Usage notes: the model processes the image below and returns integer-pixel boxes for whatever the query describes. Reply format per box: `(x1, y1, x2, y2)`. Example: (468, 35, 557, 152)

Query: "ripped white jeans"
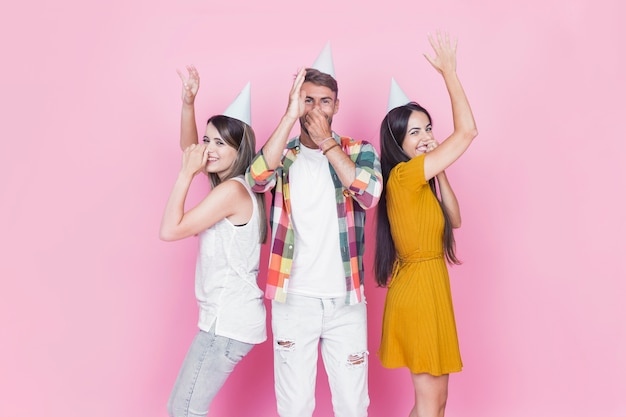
(271, 293, 369, 417)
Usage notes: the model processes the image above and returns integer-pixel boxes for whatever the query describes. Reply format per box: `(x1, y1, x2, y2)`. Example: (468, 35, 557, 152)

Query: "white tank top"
(194, 176, 266, 344)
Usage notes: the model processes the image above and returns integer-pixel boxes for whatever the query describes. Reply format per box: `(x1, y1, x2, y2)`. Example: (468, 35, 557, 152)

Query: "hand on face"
(303, 108, 332, 145)
(181, 143, 209, 176)
(420, 138, 439, 154)
(177, 65, 200, 105)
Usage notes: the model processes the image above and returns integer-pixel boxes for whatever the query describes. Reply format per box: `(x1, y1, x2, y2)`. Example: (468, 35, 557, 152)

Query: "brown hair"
(305, 68, 338, 97)
(206, 115, 267, 243)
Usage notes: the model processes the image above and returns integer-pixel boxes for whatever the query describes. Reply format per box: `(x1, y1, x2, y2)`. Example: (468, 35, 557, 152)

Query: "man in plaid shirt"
(246, 64, 382, 417)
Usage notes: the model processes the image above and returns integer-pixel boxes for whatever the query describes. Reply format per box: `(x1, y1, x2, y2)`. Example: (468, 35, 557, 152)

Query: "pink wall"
(1, 0, 625, 416)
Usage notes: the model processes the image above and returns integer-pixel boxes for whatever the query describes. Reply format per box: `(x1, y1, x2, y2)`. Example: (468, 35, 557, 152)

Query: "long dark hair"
(374, 102, 460, 287)
(206, 115, 267, 243)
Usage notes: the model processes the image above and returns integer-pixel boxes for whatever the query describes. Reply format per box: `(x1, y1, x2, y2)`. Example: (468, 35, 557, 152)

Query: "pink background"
(1, 0, 624, 416)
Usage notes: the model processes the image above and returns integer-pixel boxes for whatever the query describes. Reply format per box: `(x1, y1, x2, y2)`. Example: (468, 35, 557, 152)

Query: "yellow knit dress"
(378, 154, 462, 376)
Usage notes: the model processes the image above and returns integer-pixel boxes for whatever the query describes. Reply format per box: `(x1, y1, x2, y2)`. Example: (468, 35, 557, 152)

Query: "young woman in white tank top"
(159, 66, 267, 417)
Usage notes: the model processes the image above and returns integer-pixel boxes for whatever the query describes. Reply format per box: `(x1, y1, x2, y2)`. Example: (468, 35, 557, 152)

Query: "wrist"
(441, 70, 459, 81)
(177, 170, 195, 181)
(282, 113, 299, 125)
(322, 142, 340, 156)
(318, 136, 335, 149)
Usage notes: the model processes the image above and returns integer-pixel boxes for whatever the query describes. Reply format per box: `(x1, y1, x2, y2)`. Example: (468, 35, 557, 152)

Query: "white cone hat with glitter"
(223, 82, 251, 125)
(387, 77, 411, 112)
(311, 42, 336, 78)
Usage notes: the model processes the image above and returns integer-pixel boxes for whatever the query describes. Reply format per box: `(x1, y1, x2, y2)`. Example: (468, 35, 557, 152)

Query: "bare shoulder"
(215, 178, 253, 223)
(212, 178, 249, 200)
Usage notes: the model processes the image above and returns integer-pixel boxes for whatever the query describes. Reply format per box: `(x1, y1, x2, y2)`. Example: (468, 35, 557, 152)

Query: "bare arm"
(326, 146, 356, 187)
(305, 108, 357, 187)
(304, 102, 382, 208)
(436, 171, 461, 228)
(177, 65, 200, 150)
(423, 32, 478, 181)
(421, 137, 462, 227)
(259, 68, 307, 170)
(159, 144, 246, 241)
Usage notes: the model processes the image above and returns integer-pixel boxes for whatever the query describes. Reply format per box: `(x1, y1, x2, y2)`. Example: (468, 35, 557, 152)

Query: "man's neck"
(299, 130, 318, 149)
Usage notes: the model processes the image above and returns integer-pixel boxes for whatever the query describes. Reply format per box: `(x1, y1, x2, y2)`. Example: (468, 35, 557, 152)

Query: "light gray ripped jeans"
(167, 324, 253, 417)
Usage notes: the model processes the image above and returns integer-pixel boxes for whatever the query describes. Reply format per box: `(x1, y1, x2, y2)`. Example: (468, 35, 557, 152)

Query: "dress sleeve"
(391, 154, 427, 191)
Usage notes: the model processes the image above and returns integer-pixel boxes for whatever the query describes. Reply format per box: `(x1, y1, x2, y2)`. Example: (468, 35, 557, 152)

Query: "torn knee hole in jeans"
(346, 351, 367, 367)
(276, 340, 295, 350)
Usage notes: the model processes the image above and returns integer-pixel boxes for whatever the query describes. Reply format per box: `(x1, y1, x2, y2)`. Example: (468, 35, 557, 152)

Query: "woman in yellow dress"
(375, 33, 478, 417)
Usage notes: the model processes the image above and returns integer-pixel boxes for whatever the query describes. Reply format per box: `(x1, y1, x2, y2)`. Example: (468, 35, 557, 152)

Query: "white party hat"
(387, 77, 411, 112)
(223, 82, 251, 125)
(311, 42, 336, 78)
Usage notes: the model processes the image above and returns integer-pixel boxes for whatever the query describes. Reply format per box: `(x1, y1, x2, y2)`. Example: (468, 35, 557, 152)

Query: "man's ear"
(333, 98, 340, 115)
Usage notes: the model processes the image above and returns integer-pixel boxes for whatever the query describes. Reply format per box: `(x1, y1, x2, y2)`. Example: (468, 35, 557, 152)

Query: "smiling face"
(202, 122, 238, 180)
(401, 110, 433, 158)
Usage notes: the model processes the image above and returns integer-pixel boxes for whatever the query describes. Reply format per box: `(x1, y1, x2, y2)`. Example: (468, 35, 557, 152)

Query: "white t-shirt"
(287, 144, 345, 297)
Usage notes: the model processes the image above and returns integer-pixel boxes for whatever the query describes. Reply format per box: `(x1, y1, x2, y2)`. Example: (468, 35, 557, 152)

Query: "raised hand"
(421, 32, 478, 182)
(177, 65, 200, 105)
(286, 68, 306, 121)
(424, 32, 457, 76)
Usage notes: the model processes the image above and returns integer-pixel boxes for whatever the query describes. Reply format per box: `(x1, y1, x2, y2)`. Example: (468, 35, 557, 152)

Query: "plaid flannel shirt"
(246, 133, 382, 305)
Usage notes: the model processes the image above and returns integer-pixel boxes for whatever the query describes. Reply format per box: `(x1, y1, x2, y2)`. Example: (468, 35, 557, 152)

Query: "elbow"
(450, 214, 462, 229)
(180, 140, 192, 152)
(350, 187, 381, 210)
(467, 126, 478, 141)
(457, 122, 478, 143)
(366, 193, 382, 209)
(355, 197, 379, 210)
(246, 171, 275, 193)
(349, 171, 383, 210)
(250, 182, 268, 193)
(159, 228, 178, 242)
